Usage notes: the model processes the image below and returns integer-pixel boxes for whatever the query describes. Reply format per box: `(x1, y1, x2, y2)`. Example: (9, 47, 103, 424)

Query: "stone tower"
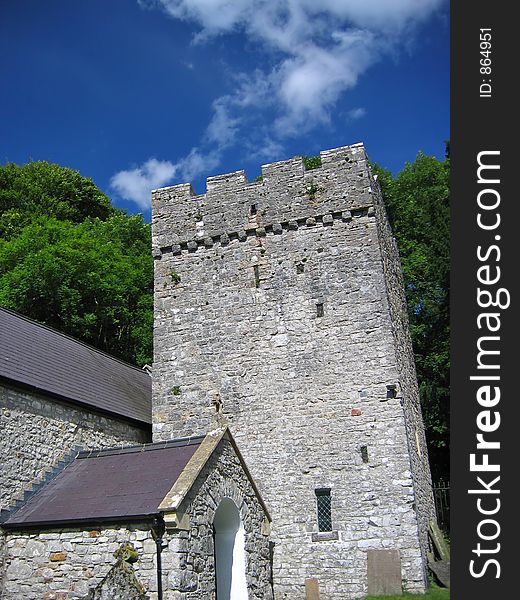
(152, 143, 435, 599)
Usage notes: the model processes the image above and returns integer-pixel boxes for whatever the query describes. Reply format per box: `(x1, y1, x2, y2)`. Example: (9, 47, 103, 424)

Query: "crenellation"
(151, 182, 201, 250)
(206, 169, 248, 192)
(319, 142, 365, 164)
(152, 143, 376, 254)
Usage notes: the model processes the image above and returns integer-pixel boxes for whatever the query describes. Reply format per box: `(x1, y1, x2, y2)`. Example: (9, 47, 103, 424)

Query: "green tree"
(0, 162, 153, 366)
(0, 161, 115, 238)
(374, 153, 450, 482)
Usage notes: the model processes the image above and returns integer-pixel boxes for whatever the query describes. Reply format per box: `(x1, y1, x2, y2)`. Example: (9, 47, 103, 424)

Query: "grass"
(365, 585, 449, 600)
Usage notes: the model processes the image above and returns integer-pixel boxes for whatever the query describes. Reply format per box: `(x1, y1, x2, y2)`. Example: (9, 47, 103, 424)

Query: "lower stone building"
(1, 427, 273, 599)
(0, 306, 152, 521)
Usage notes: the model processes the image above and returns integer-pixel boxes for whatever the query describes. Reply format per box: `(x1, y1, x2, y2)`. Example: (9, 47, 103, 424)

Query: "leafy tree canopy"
(0, 161, 152, 367)
(0, 161, 115, 239)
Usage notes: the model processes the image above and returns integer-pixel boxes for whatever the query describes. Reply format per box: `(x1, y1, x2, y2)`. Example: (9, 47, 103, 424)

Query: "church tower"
(151, 143, 435, 598)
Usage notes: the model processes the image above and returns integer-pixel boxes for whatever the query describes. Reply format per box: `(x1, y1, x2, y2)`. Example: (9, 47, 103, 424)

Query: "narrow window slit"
(316, 303, 324, 317)
(315, 488, 332, 532)
(253, 265, 260, 288)
(250, 204, 257, 215)
(361, 446, 369, 463)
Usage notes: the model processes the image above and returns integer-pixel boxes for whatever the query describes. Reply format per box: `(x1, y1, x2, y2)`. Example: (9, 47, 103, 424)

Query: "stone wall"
(1, 525, 157, 599)
(0, 383, 150, 515)
(369, 169, 437, 573)
(151, 144, 433, 598)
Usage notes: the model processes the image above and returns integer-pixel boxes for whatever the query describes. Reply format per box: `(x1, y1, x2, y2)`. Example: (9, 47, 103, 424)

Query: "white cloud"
(308, 0, 444, 32)
(273, 32, 379, 135)
(153, 0, 252, 37)
(154, 1, 445, 41)
(246, 135, 285, 162)
(205, 97, 240, 147)
(110, 158, 178, 209)
(177, 147, 221, 181)
(150, 0, 444, 137)
(110, 149, 222, 209)
(115, 0, 445, 209)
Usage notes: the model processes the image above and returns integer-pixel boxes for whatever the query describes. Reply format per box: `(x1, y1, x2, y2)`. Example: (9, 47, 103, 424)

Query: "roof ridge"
(77, 435, 206, 459)
(0, 305, 149, 375)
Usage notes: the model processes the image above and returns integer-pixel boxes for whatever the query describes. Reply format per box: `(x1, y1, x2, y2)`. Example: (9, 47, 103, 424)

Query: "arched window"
(213, 497, 248, 600)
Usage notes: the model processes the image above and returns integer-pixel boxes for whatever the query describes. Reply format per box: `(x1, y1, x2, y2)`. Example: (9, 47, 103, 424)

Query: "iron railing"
(433, 481, 450, 534)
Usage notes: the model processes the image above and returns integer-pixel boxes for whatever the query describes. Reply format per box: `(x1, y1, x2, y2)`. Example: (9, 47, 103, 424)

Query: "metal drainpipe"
(153, 516, 166, 600)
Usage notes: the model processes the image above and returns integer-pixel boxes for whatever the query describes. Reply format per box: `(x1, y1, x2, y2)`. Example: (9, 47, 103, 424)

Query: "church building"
(1, 143, 436, 599)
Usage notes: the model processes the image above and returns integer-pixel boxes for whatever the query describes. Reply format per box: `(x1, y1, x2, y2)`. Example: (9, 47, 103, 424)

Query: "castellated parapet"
(152, 143, 436, 599)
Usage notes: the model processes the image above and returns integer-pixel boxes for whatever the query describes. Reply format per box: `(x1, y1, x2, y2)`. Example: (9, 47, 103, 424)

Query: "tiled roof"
(3, 437, 204, 527)
(0, 307, 151, 425)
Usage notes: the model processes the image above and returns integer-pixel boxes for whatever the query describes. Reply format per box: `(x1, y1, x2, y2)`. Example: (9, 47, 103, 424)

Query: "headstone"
(429, 558, 450, 588)
(367, 549, 402, 596)
(305, 578, 320, 600)
(88, 561, 147, 600)
(88, 543, 146, 600)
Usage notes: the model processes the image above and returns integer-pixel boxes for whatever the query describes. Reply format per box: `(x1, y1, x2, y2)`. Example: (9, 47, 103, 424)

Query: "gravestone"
(305, 577, 321, 599)
(88, 543, 147, 600)
(367, 549, 402, 596)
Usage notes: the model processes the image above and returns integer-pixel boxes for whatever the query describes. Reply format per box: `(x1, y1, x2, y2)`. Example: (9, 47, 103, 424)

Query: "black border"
(451, 1, 515, 596)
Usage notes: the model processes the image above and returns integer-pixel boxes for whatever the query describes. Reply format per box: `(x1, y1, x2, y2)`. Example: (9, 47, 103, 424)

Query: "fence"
(433, 481, 450, 534)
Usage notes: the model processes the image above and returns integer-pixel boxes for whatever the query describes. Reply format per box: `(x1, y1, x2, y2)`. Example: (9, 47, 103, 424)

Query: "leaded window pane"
(316, 489, 332, 532)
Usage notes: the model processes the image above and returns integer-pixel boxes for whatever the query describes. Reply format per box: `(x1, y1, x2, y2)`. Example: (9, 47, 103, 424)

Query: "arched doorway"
(213, 497, 248, 599)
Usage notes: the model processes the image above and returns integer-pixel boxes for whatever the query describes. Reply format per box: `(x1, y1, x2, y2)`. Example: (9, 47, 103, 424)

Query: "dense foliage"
(0, 161, 115, 237)
(0, 162, 153, 367)
(374, 153, 450, 482)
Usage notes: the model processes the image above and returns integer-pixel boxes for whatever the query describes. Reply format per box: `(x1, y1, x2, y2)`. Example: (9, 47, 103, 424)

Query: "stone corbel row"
(154, 205, 375, 258)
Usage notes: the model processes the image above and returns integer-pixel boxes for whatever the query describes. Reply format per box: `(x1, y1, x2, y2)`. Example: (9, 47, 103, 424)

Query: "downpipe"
(152, 516, 166, 600)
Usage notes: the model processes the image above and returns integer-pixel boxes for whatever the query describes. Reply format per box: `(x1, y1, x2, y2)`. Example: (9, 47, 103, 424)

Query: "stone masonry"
(0, 383, 149, 516)
(151, 143, 436, 599)
(2, 525, 157, 599)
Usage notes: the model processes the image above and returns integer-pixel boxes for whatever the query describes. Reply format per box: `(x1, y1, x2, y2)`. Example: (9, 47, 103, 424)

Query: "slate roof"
(3, 436, 204, 527)
(0, 307, 151, 425)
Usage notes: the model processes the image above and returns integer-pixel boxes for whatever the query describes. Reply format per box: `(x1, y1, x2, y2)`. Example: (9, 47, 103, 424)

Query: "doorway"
(213, 497, 248, 599)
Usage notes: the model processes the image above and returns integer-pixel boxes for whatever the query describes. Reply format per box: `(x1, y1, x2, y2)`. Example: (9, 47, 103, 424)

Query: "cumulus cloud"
(177, 147, 221, 182)
(110, 159, 178, 209)
(114, 0, 445, 209)
(205, 97, 241, 147)
(109, 150, 220, 208)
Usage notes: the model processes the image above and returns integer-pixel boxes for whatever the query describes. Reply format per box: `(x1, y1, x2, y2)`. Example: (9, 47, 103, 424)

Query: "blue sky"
(1, 0, 449, 220)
